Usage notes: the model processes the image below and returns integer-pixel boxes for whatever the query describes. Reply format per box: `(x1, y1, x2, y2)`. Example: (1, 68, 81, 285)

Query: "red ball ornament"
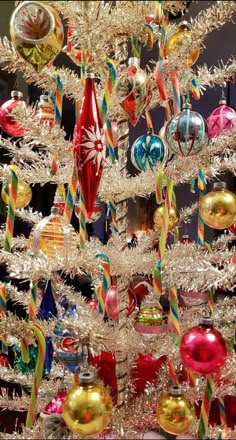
(86, 297, 99, 311)
(40, 389, 67, 419)
(229, 222, 236, 234)
(207, 98, 236, 138)
(105, 280, 136, 320)
(73, 73, 106, 219)
(0, 91, 27, 137)
(180, 317, 228, 375)
(0, 354, 10, 368)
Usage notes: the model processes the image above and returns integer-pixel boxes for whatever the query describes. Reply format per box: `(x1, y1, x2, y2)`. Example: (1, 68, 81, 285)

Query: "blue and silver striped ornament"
(131, 131, 167, 171)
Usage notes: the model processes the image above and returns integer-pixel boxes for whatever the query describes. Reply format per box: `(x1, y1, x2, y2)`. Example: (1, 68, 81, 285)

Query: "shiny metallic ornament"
(165, 102, 208, 157)
(115, 57, 152, 127)
(29, 206, 77, 258)
(207, 98, 236, 138)
(134, 285, 168, 335)
(156, 386, 196, 435)
(2, 180, 32, 209)
(10, 1, 64, 72)
(165, 21, 200, 67)
(153, 204, 180, 231)
(199, 182, 236, 230)
(63, 371, 112, 436)
(0, 90, 27, 137)
(131, 131, 167, 171)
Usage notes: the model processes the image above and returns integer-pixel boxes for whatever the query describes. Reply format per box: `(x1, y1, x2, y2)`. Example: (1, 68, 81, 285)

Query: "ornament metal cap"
(86, 72, 95, 79)
(182, 101, 192, 110)
(219, 98, 227, 105)
(182, 234, 189, 239)
(178, 21, 191, 30)
(39, 94, 49, 102)
(213, 181, 227, 190)
(128, 57, 140, 67)
(11, 90, 23, 99)
(200, 317, 213, 326)
(50, 206, 60, 215)
(79, 371, 95, 384)
(170, 385, 182, 396)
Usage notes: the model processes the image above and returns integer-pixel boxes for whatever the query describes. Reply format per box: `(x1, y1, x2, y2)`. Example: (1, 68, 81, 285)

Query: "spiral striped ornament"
(130, 36, 141, 59)
(153, 261, 162, 298)
(79, 191, 87, 249)
(155, 167, 164, 204)
(101, 58, 117, 124)
(29, 279, 37, 321)
(158, 177, 174, 262)
(63, 167, 78, 223)
(197, 167, 206, 247)
(144, 23, 154, 51)
(0, 284, 7, 354)
(95, 253, 111, 315)
(4, 168, 18, 253)
(168, 360, 179, 386)
(106, 119, 116, 163)
(198, 374, 215, 440)
(20, 338, 30, 364)
(26, 323, 46, 429)
(154, 0, 163, 24)
(108, 200, 119, 234)
(169, 286, 181, 346)
(170, 70, 181, 114)
(55, 74, 63, 126)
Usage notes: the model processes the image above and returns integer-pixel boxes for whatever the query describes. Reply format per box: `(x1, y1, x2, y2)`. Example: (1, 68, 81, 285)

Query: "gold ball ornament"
(199, 183, 236, 230)
(156, 386, 196, 435)
(29, 207, 77, 259)
(153, 204, 180, 231)
(63, 372, 112, 437)
(165, 22, 200, 67)
(1, 181, 32, 209)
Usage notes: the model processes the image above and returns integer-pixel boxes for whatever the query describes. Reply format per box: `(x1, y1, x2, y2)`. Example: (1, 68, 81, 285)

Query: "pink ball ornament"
(105, 280, 136, 320)
(0, 91, 27, 137)
(207, 98, 235, 138)
(86, 297, 99, 311)
(40, 389, 67, 420)
(180, 317, 228, 375)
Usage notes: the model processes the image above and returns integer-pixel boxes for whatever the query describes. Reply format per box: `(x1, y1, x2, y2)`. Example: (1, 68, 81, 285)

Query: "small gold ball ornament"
(165, 22, 200, 67)
(156, 386, 196, 435)
(63, 371, 112, 437)
(1, 181, 32, 209)
(153, 204, 180, 231)
(199, 182, 236, 230)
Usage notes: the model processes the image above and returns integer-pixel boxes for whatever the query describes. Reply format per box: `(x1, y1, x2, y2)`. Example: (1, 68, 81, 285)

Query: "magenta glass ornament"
(180, 318, 228, 375)
(0, 91, 27, 137)
(86, 298, 99, 311)
(73, 73, 106, 219)
(40, 390, 67, 419)
(207, 98, 236, 138)
(105, 280, 136, 320)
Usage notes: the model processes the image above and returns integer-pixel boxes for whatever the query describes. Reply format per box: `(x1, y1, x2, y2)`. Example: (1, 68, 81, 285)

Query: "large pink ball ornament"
(207, 98, 236, 138)
(105, 280, 136, 320)
(180, 317, 228, 375)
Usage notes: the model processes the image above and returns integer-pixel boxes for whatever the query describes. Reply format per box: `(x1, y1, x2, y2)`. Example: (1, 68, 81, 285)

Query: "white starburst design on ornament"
(80, 125, 106, 174)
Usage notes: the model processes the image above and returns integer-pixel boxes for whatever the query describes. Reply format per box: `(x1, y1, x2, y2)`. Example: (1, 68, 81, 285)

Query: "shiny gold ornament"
(63, 372, 112, 437)
(165, 22, 200, 67)
(29, 207, 77, 259)
(1, 181, 32, 209)
(156, 386, 196, 435)
(136, 306, 165, 326)
(199, 183, 236, 230)
(153, 204, 180, 231)
(10, 1, 64, 72)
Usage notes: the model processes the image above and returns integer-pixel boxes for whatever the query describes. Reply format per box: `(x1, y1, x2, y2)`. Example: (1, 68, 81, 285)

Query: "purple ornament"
(207, 98, 235, 138)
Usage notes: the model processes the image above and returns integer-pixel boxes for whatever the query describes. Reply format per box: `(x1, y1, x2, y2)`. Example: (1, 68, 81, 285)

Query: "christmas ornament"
(180, 234, 192, 244)
(115, 57, 152, 127)
(134, 286, 168, 335)
(37, 94, 56, 128)
(40, 389, 67, 420)
(156, 386, 196, 435)
(105, 280, 136, 320)
(0, 91, 27, 137)
(10, 1, 64, 72)
(229, 223, 236, 234)
(14, 343, 38, 374)
(165, 21, 200, 67)
(63, 371, 113, 436)
(165, 102, 208, 157)
(1, 180, 32, 209)
(180, 317, 228, 375)
(29, 206, 77, 259)
(0, 354, 10, 368)
(207, 97, 235, 138)
(86, 297, 99, 311)
(52, 304, 82, 373)
(130, 130, 167, 171)
(128, 276, 153, 304)
(74, 198, 102, 223)
(199, 182, 236, 230)
(73, 73, 106, 219)
(153, 203, 180, 231)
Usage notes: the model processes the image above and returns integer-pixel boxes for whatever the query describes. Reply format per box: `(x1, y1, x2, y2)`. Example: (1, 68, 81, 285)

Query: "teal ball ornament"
(165, 102, 208, 157)
(131, 131, 167, 171)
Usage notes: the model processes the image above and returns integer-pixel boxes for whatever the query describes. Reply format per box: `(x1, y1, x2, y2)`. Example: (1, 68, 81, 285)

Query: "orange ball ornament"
(29, 207, 77, 258)
(165, 22, 200, 67)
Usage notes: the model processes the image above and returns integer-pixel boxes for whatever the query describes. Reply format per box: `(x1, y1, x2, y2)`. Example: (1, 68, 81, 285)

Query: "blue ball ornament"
(131, 131, 167, 171)
(165, 102, 208, 157)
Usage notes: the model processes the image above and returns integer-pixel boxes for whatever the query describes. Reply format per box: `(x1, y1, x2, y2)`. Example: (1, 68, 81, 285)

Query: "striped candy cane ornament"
(155, 166, 164, 204)
(153, 261, 162, 298)
(95, 253, 111, 315)
(144, 23, 154, 51)
(198, 374, 215, 440)
(106, 119, 116, 163)
(154, 0, 163, 24)
(4, 167, 18, 253)
(101, 58, 117, 124)
(169, 286, 181, 346)
(108, 200, 119, 234)
(63, 167, 78, 224)
(197, 167, 206, 247)
(79, 191, 87, 249)
(0, 285, 7, 354)
(55, 74, 63, 126)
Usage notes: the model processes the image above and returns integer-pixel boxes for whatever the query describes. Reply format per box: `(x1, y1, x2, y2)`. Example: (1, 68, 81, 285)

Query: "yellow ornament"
(165, 22, 200, 67)
(153, 204, 180, 231)
(10, 1, 64, 72)
(156, 386, 196, 435)
(63, 371, 112, 437)
(1, 181, 32, 209)
(29, 206, 77, 259)
(136, 306, 165, 327)
(199, 182, 236, 230)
